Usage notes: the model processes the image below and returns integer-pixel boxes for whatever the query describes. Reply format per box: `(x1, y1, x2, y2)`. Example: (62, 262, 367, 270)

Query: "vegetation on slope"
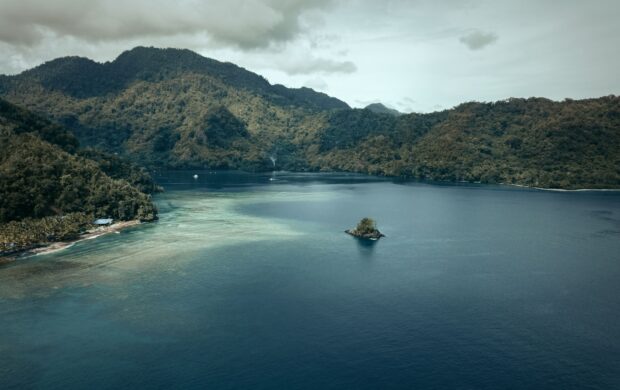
(0, 98, 158, 254)
(0, 213, 93, 253)
(0, 46, 348, 110)
(312, 97, 620, 188)
(0, 133, 156, 223)
(77, 148, 162, 194)
(364, 103, 401, 116)
(0, 98, 78, 152)
(1, 47, 619, 189)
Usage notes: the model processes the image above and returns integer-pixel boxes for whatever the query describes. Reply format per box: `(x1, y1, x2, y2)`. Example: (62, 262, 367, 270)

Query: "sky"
(0, 0, 618, 112)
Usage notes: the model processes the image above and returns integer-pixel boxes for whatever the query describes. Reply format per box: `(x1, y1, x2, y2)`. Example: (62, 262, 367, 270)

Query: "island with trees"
(346, 218, 385, 240)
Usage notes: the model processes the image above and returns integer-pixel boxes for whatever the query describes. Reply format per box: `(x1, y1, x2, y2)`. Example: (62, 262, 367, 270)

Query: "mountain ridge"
(1, 47, 619, 189)
(3, 46, 349, 110)
(364, 103, 402, 116)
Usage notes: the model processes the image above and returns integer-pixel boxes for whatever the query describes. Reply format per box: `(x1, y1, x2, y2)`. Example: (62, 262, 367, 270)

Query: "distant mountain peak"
(364, 103, 401, 116)
(117, 46, 197, 58)
(5, 46, 349, 110)
(113, 46, 222, 72)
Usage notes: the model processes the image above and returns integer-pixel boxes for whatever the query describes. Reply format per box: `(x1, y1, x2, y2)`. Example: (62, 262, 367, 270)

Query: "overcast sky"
(0, 0, 618, 112)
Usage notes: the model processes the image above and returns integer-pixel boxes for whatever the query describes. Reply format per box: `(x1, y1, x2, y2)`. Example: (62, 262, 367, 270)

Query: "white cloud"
(278, 57, 356, 75)
(303, 77, 329, 91)
(0, 0, 619, 111)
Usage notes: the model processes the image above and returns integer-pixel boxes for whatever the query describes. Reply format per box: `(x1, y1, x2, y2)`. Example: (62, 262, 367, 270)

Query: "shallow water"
(1, 171, 620, 389)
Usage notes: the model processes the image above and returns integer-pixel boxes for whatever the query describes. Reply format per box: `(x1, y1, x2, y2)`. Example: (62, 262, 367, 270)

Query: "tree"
(355, 218, 377, 234)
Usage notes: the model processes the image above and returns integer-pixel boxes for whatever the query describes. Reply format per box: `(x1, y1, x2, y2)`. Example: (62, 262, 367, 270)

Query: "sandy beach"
(1, 220, 142, 262)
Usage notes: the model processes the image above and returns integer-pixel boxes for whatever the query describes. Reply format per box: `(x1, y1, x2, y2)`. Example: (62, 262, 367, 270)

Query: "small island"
(345, 218, 385, 240)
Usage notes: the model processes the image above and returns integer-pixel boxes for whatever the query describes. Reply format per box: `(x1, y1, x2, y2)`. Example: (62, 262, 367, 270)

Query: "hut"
(93, 218, 114, 226)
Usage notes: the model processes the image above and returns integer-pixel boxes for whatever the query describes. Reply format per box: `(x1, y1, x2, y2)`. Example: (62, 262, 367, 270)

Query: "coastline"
(502, 182, 620, 192)
(0, 220, 141, 264)
(157, 169, 620, 192)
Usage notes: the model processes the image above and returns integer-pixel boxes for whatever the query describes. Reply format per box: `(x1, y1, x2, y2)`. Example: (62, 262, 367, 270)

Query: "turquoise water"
(1, 171, 620, 389)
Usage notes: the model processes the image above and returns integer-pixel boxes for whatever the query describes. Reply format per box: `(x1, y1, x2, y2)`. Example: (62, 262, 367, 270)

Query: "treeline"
(1, 46, 348, 109)
(0, 98, 78, 152)
(309, 97, 620, 189)
(77, 148, 162, 194)
(0, 47, 342, 171)
(0, 213, 92, 254)
(0, 98, 158, 254)
(1, 47, 619, 189)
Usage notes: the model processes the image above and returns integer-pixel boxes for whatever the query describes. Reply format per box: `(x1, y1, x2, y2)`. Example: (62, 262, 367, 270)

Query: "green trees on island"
(355, 218, 377, 235)
(346, 217, 385, 240)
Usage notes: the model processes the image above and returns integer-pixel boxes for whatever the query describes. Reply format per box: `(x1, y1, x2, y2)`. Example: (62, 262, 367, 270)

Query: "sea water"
(1, 172, 619, 389)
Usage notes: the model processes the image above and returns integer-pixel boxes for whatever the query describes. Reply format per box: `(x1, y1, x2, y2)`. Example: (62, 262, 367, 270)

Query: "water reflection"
(354, 237, 378, 258)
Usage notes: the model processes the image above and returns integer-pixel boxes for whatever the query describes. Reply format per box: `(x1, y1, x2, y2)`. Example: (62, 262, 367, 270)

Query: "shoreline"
(157, 169, 620, 192)
(502, 182, 620, 192)
(0, 220, 141, 264)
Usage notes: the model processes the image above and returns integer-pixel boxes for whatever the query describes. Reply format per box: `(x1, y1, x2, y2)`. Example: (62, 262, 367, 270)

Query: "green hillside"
(364, 103, 402, 116)
(0, 98, 158, 253)
(1, 47, 619, 189)
(0, 47, 335, 170)
(312, 97, 620, 188)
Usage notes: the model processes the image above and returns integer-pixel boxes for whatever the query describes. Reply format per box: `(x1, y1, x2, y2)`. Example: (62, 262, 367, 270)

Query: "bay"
(1, 171, 619, 389)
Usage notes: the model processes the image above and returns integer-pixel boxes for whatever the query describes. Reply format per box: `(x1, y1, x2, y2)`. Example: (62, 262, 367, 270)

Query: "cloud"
(303, 77, 329, 91)
(0, 0, 334, 49)
(459, 30, 498, 50)
(395, 99, 416, 113)
(354, 99, 377, 106)
(1, 0, 619, 110)
(278, 56, 357, 75)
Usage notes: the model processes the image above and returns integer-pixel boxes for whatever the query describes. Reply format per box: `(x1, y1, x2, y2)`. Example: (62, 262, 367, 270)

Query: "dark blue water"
(2, 172, 620, 389)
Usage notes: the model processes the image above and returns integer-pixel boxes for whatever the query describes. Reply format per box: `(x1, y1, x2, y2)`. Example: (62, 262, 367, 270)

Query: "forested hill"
(0, 46, 348, 110)
(1, 47, 619, 189)
(364, 103, 401, 116)
(0, 47, 343, 170)
(0, 98, 158, 224)
(310, 97, 620, 189)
